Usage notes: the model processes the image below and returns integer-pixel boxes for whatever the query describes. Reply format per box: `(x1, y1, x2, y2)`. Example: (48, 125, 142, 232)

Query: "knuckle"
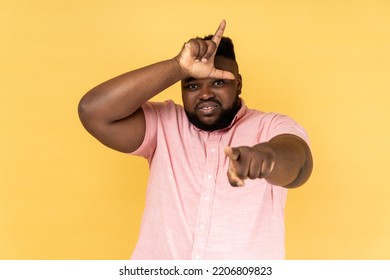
(235, 169, 247, 179)
(248, 173, 257, 180)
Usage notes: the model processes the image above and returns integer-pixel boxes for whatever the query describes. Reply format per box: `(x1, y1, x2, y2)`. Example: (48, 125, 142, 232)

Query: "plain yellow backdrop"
(1, 0, 389, 259)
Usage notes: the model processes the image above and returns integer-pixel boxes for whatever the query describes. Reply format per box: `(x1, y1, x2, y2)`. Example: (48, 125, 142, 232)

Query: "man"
(78, 20, 313, 259)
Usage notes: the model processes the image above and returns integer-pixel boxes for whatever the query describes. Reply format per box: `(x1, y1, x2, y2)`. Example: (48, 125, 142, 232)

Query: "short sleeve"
(129, 102, 158, 161)
(262, 113, 310, 146)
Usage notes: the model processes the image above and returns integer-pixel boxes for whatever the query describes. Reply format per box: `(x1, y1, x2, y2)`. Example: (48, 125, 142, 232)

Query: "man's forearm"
(79, 58, 185, 124)
(261, 134, 312, 188)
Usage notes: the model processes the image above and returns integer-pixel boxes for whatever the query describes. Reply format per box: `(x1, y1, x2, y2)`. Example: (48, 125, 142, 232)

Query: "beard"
(184, 96, 241, 131)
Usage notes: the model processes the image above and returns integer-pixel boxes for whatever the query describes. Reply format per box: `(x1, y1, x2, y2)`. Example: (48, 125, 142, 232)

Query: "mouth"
(195, 102, 221, 115)
(196, 102, 221, 114)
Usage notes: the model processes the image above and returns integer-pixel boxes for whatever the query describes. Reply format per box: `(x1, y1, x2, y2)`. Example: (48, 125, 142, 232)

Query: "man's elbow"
(78, 93, 101, 130)
(284, 146, 313, 188)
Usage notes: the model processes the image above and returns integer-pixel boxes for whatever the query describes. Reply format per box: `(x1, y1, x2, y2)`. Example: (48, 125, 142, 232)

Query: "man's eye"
(185, 84, 198, 90)
(213, 80, 225, 86)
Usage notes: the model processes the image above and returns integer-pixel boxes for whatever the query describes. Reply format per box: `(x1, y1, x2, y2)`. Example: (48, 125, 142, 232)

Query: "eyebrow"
(182, 77, 196, 83)
(182, 77, 228, 84)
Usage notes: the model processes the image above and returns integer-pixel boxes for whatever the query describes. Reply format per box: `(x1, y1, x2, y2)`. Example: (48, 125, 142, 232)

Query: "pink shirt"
(131, 99, 309, 260)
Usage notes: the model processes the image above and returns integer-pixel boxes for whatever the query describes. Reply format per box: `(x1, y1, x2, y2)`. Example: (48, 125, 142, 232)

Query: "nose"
(199, 85, 215, 100)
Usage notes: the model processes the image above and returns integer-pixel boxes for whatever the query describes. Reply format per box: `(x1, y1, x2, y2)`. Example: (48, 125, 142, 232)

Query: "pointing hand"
(224, 145, 276, 187)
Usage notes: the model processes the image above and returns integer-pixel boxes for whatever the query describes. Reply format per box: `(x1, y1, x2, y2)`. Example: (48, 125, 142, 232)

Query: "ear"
(237, 74, 242, 95)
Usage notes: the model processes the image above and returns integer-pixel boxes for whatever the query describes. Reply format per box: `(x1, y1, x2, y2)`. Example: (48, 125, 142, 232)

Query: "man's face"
(181, 56, 242, 131)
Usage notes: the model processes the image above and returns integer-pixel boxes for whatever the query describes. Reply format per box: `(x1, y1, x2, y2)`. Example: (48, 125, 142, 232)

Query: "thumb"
(224, 146, 240, 161)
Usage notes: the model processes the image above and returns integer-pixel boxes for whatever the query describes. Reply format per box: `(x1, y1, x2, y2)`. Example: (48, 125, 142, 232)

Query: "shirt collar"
(225, 98, 246, 130)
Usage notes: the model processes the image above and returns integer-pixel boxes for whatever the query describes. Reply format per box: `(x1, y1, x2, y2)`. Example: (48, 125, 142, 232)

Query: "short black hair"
(201, 35, 236, 61)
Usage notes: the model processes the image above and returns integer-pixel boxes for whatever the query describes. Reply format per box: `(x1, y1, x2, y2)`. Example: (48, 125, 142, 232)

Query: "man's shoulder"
(241, 105, 281, 122)
(146, 99, 183, 111)
(143, 100, 186, 123)
(240, 105, 302, 131)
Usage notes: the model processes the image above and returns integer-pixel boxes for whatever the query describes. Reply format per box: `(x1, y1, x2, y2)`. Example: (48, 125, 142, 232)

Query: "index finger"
(211, 19, 226, 47)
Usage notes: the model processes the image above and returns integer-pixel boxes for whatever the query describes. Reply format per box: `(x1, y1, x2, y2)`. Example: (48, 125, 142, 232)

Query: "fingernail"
(270, 161, 275, 173)
(234, 181, 244, 187)
(201, 58, 208, 62)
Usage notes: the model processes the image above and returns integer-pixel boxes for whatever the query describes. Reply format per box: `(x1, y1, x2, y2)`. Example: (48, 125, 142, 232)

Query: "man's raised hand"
(176, 20, 235, 80)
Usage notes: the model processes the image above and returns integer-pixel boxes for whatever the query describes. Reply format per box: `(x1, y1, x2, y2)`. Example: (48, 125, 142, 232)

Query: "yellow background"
(1, 0, 389, 259)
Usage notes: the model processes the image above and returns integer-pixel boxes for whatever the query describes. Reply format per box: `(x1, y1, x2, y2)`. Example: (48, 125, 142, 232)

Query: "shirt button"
(210, 148, 216, 153)
(200, 225, 205, 230)
(204, 196, 210, 201)
(207, 175, 213, 180)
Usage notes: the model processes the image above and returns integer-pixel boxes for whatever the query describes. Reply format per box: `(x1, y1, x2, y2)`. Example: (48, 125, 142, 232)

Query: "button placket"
(191, 133, 221, 260)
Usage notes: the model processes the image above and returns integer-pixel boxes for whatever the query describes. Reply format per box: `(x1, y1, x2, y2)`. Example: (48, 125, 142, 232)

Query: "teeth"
(197, 103, 219, 110)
